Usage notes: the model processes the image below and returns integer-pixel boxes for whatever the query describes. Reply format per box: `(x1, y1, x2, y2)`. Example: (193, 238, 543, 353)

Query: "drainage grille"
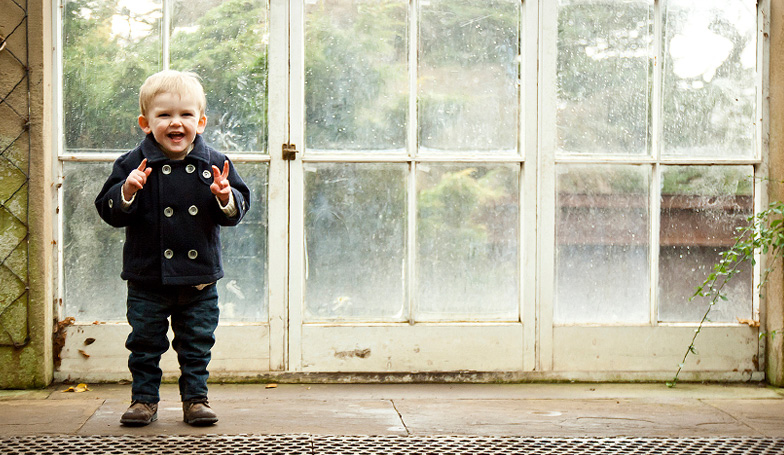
(1, 436, 783, 455)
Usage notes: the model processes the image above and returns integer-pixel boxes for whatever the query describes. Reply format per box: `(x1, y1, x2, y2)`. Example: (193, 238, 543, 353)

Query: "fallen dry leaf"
(78, 349, 90, 358)
(62, 383, 91, 393)
(737, 318, 760, 327)
(266, 383, 278, 389)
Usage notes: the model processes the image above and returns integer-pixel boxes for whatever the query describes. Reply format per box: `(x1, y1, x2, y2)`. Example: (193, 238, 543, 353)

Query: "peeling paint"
(52, 317, 75, 370)
(334, 348, 371, 359)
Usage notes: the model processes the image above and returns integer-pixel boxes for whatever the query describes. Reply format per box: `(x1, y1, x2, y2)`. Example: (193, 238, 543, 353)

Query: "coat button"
(188, 205, 198, 216)
(164, 249, 174, 259)
(186, 164, 196, 174)
(164, 207, 174, 217)
(188, 249, 198, 260)
(108, 199, 114, 208)
(162, 164, 172, 175)
(202, 170, 211, 179)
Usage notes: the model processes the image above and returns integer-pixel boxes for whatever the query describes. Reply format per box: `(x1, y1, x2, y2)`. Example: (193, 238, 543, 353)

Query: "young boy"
(95, 70, 250, 426)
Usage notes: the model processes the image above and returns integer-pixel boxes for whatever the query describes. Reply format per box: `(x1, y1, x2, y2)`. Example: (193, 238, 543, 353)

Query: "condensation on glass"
(170, 0, 270, 153)
(555, 165, 651, 324)
(304, 0, 408, 152)
(658, 166, 754, 322)
(416, 164, 519, 321)
(63, 0, 162, 152)
(662, 0, 757, 158)
(62, 162, 270, 322)
(419, 0, 520, 153)
(556, 0, 652, 155)
(304, 163, 407, 322)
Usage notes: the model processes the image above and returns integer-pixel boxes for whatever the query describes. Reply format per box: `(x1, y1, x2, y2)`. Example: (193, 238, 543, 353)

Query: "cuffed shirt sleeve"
(216, 192, 238, 217)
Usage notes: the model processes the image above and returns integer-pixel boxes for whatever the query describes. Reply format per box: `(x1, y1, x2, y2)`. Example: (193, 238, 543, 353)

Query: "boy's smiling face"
(138, 92, 207, 158)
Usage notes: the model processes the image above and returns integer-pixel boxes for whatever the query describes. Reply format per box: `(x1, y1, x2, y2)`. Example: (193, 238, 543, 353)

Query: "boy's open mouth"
(168, 132, 185, 141)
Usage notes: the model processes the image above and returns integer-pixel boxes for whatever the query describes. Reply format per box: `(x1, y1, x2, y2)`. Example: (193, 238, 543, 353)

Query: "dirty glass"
(658, 166, 753, 322)
(416, 164, 519, 321)
(662, 0, 756, 158)
(63, 162, 125, 321)
(217, 163, 269, 322)
(305, 0, 408, 152)
(63, 0, 162, 152)
(63, 162, 269, 322)
(556, 0, 652, 156)
(304, 163, 407, 321)
(171, 0, 269, 153)
(555, 164, 650, 324)
(419, 0, 520, 153)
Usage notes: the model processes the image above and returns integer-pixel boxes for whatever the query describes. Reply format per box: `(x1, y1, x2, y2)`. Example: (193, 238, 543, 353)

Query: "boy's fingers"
(221, 160, 229, 179)
(137, 158, 148, 172)
(144, 168, 152, 177)
(212, 165, 222, 181)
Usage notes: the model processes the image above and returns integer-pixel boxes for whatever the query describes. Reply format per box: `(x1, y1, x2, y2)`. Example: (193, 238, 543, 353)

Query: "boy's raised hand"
(211, 160, 232, 205)
(122, 159, 152, 201)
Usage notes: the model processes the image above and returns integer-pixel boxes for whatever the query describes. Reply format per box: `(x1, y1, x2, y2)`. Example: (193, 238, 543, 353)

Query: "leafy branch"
(667, 200, 784, 388)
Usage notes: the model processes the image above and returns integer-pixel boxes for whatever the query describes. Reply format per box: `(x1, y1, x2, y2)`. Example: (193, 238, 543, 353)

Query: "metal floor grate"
(2, 436, 784, 455)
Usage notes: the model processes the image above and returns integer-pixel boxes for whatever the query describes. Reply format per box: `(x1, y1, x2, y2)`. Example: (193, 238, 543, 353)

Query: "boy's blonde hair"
(139, 70, 207, 117)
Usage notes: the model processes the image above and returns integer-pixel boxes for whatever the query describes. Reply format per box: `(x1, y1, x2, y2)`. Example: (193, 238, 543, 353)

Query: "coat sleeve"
(215, 157, 251, 227)
(94, 153, 141, 227)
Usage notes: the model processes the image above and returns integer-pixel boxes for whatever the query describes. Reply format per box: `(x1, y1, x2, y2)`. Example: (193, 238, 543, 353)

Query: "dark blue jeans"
(125, 282, 220, 404)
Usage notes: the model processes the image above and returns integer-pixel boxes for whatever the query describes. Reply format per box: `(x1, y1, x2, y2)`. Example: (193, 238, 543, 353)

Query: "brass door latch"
(282, 143, 298, 160)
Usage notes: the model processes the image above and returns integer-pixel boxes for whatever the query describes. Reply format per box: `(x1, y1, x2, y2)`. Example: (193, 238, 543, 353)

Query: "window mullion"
(162, 0, 171, 70)
(649, 0, 664, 327)
(406, 0, 419, 324)
(651, 0, 663, 161)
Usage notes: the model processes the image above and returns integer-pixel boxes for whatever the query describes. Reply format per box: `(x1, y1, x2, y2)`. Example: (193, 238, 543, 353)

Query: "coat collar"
(140, 134, 212, 165)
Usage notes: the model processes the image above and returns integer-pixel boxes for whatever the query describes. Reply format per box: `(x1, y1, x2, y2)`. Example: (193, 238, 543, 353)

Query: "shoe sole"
(184, 417, 219, 426)
(120, 412, 158, 426)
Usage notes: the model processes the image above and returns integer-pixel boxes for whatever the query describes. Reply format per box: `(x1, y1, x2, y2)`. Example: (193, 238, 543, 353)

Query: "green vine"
(667, 200, 784, 388)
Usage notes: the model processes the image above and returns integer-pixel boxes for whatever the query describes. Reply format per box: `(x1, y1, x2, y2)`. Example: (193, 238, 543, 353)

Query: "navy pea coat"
(95, 134, 250, 286)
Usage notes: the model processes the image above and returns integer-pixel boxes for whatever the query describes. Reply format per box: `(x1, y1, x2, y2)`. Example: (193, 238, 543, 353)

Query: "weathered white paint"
(552, 326, 759, 372)
(299, 324, 525, 372)
(54, 324, 271, 383)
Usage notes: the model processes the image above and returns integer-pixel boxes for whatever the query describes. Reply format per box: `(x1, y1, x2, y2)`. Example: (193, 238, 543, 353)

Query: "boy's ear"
(197, 115, 207, 134)
(138, 115, 152, 134)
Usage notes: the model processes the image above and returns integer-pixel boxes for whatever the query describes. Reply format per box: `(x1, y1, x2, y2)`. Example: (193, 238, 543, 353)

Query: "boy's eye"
(159, 113, 170, 118)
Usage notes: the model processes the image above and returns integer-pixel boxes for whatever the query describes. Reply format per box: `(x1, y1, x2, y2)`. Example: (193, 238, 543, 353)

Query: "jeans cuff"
(132, 393, 160, 404)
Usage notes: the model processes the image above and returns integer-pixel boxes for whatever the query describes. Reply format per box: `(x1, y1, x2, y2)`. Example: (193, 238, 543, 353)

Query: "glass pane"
(305, 0, 408, 152)
(416, 164, 519, 321)
(63, 162, 125, 321)
(63, 0, 162, 151)
(659, 166, 753, 322)
(219, 163, 269, 322)
(555, 165, 650, 324)
(662, 0, 756, 158)
(419, 0, 520, 153)
(171, 0, 269, 153)
(304, 163, 407, 321)
(64, 162, 269, 323)
(556, 0, 652, 155)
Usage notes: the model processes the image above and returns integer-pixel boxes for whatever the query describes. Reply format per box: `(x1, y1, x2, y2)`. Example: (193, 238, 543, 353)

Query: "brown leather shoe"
(183, 401, 218, 426)
(120, 401, 158, 426)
